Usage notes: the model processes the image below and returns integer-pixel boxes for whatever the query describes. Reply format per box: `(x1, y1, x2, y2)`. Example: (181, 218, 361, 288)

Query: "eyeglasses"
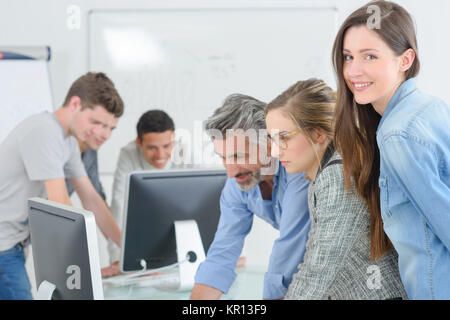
(268, 129, 302, 149)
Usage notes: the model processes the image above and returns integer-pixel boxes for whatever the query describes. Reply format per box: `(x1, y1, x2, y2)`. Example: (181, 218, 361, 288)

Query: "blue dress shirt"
(377, 78, 450, 299)
(194, 161, 310, 299)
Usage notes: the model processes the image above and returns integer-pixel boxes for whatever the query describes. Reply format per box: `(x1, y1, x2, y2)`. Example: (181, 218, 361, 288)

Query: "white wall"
(3, 0, 449, 296)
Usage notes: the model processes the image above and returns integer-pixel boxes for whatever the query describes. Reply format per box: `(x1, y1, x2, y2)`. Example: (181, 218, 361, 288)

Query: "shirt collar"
(50, 111, 69, 138)
(315, 143, 335, 177)
(142, 157, 173, 170)
(377, 78, 417, 131)
(258, 158, 280, 183)
(241, 158, 280, 193)
(273, 159, 281, 178)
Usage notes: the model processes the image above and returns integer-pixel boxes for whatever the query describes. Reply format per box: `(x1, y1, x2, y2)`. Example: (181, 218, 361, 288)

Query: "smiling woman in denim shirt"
(332, 0, 450, 299)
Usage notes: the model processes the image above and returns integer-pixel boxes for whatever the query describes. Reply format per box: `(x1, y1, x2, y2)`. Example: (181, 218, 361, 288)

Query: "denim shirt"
(194, 161, 310, 299)
(376, 78, 450, 299)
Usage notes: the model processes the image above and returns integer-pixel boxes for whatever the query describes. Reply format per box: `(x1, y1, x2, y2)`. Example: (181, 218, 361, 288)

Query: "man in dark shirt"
(65, 118, 115, 277)
(66, 147, 106, 200)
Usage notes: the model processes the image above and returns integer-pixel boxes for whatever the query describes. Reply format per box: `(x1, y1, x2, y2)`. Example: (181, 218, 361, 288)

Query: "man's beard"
(235, 170, 262, 191)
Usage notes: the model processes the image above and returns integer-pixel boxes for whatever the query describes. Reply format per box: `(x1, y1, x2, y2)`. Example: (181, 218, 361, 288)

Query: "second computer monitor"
(121, 169, 227, 272)
(28, 198, 103, 300)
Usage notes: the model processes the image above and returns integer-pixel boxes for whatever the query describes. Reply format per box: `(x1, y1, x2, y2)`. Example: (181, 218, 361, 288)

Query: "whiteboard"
(0, 60, 53, 144)
(89, 7, 338, 173)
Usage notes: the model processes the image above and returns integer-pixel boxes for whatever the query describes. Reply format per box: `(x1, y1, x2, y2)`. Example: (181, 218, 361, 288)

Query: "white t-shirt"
(0, 111, 86, 251)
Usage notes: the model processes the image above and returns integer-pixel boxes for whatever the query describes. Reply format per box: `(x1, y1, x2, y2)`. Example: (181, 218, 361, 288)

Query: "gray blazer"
(285, 148, 408, 300)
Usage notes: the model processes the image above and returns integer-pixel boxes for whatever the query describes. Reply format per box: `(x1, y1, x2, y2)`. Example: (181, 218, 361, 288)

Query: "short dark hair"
(63, 72, 124, 117)
(136, 110, 175, 140)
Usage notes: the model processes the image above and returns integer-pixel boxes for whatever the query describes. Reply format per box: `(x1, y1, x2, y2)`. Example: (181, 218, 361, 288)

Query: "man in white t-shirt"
(104, 110, 189, 277)
(0, 72, 124, 299)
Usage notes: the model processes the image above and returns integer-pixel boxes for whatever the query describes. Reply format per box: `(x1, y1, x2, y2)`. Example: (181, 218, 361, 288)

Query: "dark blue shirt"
(65, 149, 106, 200)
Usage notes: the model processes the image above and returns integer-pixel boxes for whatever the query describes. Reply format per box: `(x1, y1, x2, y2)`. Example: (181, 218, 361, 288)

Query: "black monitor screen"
(28, 198, 103, 300)
(121, 169, 227, 272)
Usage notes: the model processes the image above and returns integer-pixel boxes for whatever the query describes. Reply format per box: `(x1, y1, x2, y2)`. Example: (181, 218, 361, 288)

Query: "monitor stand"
(120, 220, 206, 291)
(174, 219, 206, 291)
(36, 280, 56, 300)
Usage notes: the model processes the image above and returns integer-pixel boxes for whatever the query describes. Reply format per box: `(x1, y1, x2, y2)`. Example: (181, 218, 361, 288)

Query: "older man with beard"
(190, 94, 311, 300)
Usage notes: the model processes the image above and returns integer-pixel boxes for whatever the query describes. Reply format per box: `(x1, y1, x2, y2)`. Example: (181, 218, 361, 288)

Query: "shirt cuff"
(194, 260, 237, 294)
(263, 272, 287, 299)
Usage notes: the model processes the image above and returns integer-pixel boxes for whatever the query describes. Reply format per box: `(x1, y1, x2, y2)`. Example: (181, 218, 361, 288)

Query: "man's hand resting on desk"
(190, 256, 247, 300)
(236, 256, 246, 268)
(101, 261, 121, 278)
(190, 283, 223, 300)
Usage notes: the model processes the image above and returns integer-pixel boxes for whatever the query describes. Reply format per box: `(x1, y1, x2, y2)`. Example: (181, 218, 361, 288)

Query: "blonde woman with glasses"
(265, 78, 407, 299)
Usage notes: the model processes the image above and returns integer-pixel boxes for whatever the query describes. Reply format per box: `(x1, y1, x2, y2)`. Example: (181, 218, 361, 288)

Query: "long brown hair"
(331, 1, 420, 260)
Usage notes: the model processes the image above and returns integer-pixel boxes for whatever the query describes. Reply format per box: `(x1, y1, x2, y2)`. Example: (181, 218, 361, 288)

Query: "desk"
(103, 265, 265, 300)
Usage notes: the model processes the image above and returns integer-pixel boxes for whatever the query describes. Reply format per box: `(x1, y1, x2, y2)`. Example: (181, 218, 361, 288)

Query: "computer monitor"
(120, 168, 227, 289)
(28, 198, 104, 300)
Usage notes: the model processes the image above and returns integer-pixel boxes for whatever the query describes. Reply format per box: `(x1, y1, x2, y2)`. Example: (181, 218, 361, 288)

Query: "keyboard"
(103, 272, 180, 290)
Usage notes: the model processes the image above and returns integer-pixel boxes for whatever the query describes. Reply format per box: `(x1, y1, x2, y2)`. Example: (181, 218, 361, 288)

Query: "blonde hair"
(265, 78, 336, 171)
